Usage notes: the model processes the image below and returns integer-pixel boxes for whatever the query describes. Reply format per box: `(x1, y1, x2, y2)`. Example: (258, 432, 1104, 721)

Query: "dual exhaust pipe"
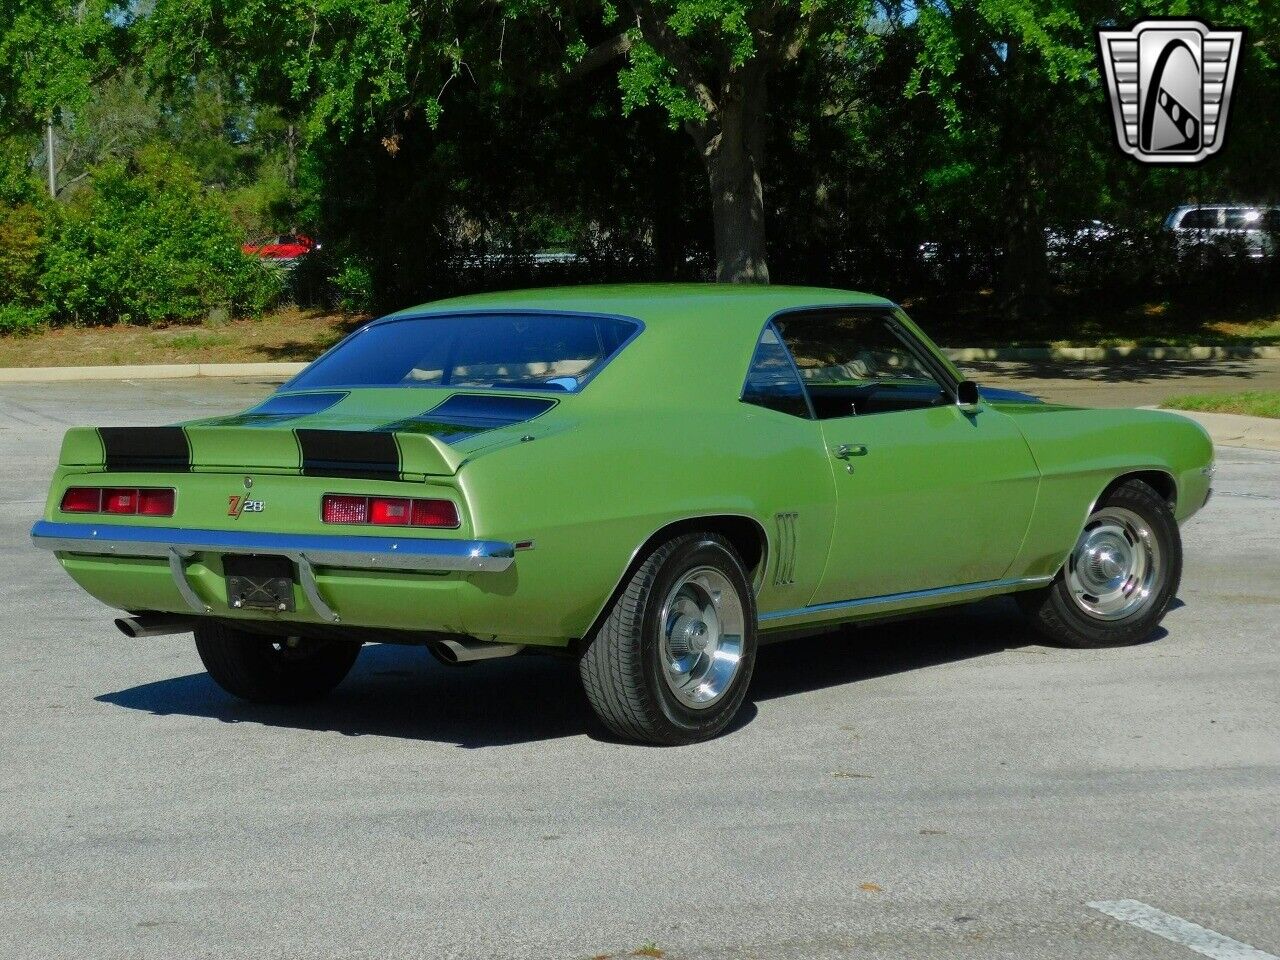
(428, 636, 524, 665)
(115, 614, 196, 638)
(115, 614, 524, 664)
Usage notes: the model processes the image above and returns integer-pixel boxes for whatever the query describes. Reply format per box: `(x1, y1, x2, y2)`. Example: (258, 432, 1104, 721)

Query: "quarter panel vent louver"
(774, 512, 799, 586)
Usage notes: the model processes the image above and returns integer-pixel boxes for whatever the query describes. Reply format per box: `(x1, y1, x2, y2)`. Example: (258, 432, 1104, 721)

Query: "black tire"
(194, 621, 362, 703)
(579, 533, 758, 746)
(1018, 479, 1182, 648)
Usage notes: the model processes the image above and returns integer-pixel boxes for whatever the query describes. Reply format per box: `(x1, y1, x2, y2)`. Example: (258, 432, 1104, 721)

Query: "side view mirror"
(956, 379, 981, 413)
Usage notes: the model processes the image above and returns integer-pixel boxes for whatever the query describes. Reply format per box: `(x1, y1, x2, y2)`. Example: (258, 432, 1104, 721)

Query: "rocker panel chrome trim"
(758, 575, 1053, 626)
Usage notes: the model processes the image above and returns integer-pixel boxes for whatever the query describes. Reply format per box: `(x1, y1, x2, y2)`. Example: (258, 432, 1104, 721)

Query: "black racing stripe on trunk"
(296, 429, 402, 480)
(98, 427, 191, 472)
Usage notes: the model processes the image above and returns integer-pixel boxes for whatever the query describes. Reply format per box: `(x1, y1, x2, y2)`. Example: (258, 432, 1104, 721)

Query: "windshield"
(287, 312, 640, 393)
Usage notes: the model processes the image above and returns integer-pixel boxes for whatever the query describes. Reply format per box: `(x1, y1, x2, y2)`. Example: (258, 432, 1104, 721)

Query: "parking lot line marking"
(1088, 900, 1278, 960)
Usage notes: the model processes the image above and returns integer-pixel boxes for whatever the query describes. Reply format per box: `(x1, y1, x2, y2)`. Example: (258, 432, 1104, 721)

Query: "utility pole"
(46, 119, 56, 197)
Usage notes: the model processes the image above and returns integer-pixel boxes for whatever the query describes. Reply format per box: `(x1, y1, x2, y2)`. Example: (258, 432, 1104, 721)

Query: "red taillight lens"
(60, 487, 174, 515)
(322, 494, 459, 528)
(137, 488, 176, 516)
(369, 497, 412, 526)
(410, 499, 460, 528)
(102, 488, 139, 514)
(322, 494, 369, 524)
(61, 487, 102, 512)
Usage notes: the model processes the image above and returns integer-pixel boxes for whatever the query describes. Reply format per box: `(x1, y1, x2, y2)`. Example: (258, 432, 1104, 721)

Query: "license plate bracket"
(224, 554, 296, 612)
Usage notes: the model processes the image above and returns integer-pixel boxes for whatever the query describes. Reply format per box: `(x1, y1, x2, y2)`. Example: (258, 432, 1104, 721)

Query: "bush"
(0, 303, 50, 334)
(0, 203, 45, 306)
(332, 255, 375, 313)
(39, 147, 281, 326)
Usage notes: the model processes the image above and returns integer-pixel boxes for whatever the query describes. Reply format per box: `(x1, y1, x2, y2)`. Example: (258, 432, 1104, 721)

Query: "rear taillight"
(103, 489, 139, 514)
(322, 494, 459, 528)
(60, 487, 102, 512)
(138, 489, 176, 516)
(410, 499, 460, 528)
(369, 497, 411, 526)
(59, 487, 174, 517)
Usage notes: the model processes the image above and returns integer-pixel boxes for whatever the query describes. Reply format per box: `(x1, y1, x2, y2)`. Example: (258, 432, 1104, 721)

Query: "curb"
(1150, 407, 1280, 452)
(0, 361, 308, 383)
(945, 345, 1280, 362)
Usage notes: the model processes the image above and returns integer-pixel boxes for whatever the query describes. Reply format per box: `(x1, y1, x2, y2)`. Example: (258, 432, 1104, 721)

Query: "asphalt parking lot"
(1, 378, 1277, 960)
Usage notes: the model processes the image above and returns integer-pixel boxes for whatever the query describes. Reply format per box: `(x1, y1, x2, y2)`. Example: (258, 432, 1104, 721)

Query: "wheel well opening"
(639, 515, 767, 579)
(1104, 470, 1177, 509)
(577, 515, 769, 651)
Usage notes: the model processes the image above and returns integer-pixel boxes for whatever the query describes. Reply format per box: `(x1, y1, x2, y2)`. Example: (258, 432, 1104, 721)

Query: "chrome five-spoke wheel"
(579, 533, 758, 744)
(1065, 506, 1161, 621)
(659, 566, 746, 709)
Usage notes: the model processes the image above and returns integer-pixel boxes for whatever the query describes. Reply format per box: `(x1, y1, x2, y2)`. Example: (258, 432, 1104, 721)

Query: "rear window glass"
(287, 312, 640, 393)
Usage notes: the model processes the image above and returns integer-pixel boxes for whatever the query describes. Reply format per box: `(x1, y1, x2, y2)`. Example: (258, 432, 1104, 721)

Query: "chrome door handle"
(834, 443, 869, 460)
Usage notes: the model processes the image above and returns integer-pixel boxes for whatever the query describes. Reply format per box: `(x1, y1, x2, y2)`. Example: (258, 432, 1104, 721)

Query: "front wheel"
(1018, 479, 1182, 648)
(194, 621, 362, 703)
(579, 533, 758, 745)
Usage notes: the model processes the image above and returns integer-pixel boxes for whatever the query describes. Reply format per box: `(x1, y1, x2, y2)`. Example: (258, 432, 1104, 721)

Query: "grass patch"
(1162, 391, 1280, 419)
(0, 306, 367, 367)
(161, 332, 232, 350)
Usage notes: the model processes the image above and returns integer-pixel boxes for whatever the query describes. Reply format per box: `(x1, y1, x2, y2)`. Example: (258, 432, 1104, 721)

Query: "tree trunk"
(998, 37, 1049, 322)
(690, 76, 769, 283)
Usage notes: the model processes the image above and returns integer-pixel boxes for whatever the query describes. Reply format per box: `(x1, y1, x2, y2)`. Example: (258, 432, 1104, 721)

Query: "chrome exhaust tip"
(429, 636, 524, 665)
(114, 615, 197, 639)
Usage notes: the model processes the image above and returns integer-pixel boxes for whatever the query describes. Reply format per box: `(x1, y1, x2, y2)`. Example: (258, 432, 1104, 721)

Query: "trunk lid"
(57, 389, 561, 479)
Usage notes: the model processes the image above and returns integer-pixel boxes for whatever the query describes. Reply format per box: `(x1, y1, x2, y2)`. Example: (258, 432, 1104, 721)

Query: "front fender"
(1004, 405, 1213, 580)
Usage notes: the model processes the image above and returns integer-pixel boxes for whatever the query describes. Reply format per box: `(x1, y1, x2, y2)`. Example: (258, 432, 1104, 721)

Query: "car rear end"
(32, 418, 517, 637)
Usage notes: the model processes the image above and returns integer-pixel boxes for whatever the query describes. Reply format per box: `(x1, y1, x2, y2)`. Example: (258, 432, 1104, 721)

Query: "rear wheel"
(579, 533, 757, 745)
(1018, 479, 1181, 648)
(194, 621, 362, 703)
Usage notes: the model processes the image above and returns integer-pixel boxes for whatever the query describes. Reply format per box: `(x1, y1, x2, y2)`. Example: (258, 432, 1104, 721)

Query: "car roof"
(386, 283, 895, 330)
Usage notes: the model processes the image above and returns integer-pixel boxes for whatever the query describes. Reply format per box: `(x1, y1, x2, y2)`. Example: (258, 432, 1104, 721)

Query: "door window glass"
(773, 311, 947, 420)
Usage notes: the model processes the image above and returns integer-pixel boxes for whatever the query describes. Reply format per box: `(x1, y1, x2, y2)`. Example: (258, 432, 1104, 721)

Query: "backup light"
(322, 494, 459, 529)
(60, 487, 102, 513)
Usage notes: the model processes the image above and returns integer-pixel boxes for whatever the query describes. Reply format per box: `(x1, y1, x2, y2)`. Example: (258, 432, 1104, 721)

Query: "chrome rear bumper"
(31, 519, 515, 623)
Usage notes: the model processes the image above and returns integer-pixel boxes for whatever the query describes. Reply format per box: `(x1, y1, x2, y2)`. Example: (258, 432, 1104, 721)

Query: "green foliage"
(39, 148, 280, 325)
(332, 256, 375, 313)
(0, 0, 128, 132)
(0, 201, 44, 303)
(0, 302, 50, 333)
(0, 0, 1277, 338)
(1162, 391, 1280, 420)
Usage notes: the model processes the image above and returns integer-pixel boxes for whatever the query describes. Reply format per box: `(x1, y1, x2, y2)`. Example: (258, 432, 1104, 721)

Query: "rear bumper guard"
(31, 519, 515, 623)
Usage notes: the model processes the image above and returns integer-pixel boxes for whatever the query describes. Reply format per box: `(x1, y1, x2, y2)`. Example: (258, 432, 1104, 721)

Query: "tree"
(567, 0, 879, 282)
(0, 0, 129, 193)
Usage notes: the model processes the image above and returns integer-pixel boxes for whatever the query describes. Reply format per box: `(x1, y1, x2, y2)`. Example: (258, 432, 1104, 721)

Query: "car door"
(772, 308, 1040, 604)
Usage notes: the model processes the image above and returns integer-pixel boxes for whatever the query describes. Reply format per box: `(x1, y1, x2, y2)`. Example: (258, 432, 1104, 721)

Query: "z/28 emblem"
(227, 495, 265, 517)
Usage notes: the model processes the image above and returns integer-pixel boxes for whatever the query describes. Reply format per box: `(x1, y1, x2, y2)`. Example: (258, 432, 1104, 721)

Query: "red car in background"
(241, 233, 320, 265)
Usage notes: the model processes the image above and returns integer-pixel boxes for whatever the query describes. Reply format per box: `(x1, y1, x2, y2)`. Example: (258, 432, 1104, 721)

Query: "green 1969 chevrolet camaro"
(33, 285, 1214, 744)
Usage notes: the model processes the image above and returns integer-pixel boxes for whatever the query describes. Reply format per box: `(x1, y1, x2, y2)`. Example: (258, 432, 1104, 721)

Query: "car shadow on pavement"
(95, 598, 1166, 748)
